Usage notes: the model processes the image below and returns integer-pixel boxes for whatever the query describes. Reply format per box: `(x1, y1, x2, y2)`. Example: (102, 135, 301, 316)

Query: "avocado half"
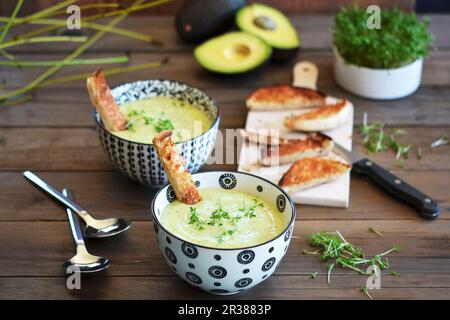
(236, 3, 300, 62)
(194, 32, 272, 75)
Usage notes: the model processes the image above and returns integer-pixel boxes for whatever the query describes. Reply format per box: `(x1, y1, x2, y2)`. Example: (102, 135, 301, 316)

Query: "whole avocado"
(175, 0, 246, 43)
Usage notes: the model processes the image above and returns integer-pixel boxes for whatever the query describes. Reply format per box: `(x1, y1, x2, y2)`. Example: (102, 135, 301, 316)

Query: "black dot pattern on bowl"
(243, 269, 250, 274)
(185, 272, 202, 284)
(262, 257, 276, 272)
(166, 237, 171, 244)
(208, 266, 227, 279)
(166, 185, 176, 202)
(284, 226, 293, 242)
(153, 222, 158, 234)
(219, 173, 237, 189)
(269, 247, 274, 253)
(182, 243, 198, 258)
(235, 278, 253, 288)
(214, 282, 221, 287)
(257, 185, 263, 192)
(164, 247, 177, 264)
(188, 263, 195, 269)
(276, 194, 287, 212)
(237, 250, 255, 264)
(214, 255, 221, 261)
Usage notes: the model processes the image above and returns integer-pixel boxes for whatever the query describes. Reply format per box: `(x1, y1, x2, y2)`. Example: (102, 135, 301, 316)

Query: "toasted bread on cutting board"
(261, 133, 333, 166)
(278, 157, 351, 193)
(284, 99, 350, 132)
(246, 85, 326, 110)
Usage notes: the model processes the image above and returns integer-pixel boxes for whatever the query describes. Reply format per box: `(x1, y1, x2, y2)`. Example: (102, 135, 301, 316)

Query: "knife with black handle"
(332, 141, 440, 219)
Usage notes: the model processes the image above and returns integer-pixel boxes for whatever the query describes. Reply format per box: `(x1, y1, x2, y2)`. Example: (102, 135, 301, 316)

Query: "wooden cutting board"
(238, 61, 354, 208)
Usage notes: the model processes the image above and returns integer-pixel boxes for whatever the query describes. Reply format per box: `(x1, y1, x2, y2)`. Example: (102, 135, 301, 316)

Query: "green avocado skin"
(175, 0, 246, 43)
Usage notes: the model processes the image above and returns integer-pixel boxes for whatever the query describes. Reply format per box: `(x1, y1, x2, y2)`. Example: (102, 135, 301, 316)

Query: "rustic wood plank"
(0, 220, 449, 278)
(1, 51, 450, 96)
(2, 86, 450, 128)
(0, 0, 416, 16)
(0, 126, 448, 171)
(1, 170, 448, 222)
(0, 277, 449, 300)
(3, 14, 447, 53)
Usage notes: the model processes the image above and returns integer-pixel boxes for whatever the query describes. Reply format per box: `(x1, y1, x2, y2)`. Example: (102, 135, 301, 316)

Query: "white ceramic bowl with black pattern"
(151, 171, 296, 295)
(93, 79, 219, 187)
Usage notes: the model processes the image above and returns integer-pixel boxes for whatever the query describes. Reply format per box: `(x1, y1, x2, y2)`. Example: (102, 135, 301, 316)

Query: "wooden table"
(0, 15, 449, 300)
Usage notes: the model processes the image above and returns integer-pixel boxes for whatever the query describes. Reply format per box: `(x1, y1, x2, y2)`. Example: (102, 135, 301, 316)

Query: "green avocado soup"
(160, 188, 286, 249)
(112, 96, 211, 144)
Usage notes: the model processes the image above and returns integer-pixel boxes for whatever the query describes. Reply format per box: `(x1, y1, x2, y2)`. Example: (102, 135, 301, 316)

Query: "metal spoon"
(62, 188, 110, 273)
(23, 171, 132, 237)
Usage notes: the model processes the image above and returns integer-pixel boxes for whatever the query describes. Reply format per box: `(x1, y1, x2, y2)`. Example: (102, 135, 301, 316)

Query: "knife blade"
(331, 139, 440, 220)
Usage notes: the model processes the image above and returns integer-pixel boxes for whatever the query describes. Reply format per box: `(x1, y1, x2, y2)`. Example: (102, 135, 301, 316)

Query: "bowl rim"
(151, 170, 297, 251)
(93, 78, 220, 147)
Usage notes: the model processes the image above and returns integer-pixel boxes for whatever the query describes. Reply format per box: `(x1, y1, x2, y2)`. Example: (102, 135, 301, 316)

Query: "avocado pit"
(223, 44, 251, 61)
(253, 16, 277, 31)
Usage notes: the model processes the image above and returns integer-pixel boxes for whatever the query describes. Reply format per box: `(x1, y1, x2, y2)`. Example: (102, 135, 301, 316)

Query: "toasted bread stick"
(87, 70, 127, 132)
(153, 131, 201, 205)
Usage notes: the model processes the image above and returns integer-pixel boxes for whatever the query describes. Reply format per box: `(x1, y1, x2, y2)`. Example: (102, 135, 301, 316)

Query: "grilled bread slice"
(261, 133, 333, 166)
(87, 70, 128, 132)
(279, 157, 351, 193)
(246, 85, 326, 110)
(153, 131, 201, 205)
(284, 99, 349, 131)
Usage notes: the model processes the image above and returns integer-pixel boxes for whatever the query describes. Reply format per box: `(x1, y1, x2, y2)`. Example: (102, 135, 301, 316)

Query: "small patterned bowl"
(151, 171, 296, 295)
(94, 79, 220, 187)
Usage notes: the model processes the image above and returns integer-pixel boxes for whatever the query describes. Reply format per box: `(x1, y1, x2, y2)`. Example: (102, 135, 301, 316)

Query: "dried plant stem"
(0, 56, 129, 67)
(0, 36, 87, 50)
(11, 0, 173, 43)
(41, 58, 167, 87)
(0, 0, 145, 102)
(0, 0, 24, 42)
(0, 0, 77, 32)
(0, 0, 24, 61)
(10, 18, 152, 42)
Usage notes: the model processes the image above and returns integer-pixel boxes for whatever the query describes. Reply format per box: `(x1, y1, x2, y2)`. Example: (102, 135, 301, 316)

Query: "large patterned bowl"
(94, 79, 219, 187)
(151, 171, 296, 295)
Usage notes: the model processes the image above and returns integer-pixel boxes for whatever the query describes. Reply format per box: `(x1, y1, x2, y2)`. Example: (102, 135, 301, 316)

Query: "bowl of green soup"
(151, 171, 296, 295)
(94, 80, 219, 187)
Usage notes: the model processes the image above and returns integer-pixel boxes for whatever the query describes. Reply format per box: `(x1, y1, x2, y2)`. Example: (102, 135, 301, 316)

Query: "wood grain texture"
(0, 14, 449, 300)
(1, 170, 448, 222)
(0, 126, 448, 171)
(1, 86, 450, 127)
(2, 15, 450, 53)
(0, 0, 415, 16)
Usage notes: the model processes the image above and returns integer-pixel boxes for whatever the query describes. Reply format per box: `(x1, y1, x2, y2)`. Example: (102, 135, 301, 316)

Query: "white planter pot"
(333, 48, 423, 100)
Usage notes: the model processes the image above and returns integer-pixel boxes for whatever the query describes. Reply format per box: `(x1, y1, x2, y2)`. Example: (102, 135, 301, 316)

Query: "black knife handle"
(353, 158, 440, 219)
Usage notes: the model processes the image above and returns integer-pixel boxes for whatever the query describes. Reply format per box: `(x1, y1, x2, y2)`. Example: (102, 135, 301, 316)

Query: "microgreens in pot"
(333, 6, 434, 69)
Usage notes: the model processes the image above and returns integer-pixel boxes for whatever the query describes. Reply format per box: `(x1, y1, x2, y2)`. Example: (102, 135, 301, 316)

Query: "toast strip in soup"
(279, 157, 351, 193)
(153, 131, 201, 205)
(87, 70, 127, 132)
(261, 133, 333, 166)
(284, 99, 349, 132)
(247, 85, 326, 110)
